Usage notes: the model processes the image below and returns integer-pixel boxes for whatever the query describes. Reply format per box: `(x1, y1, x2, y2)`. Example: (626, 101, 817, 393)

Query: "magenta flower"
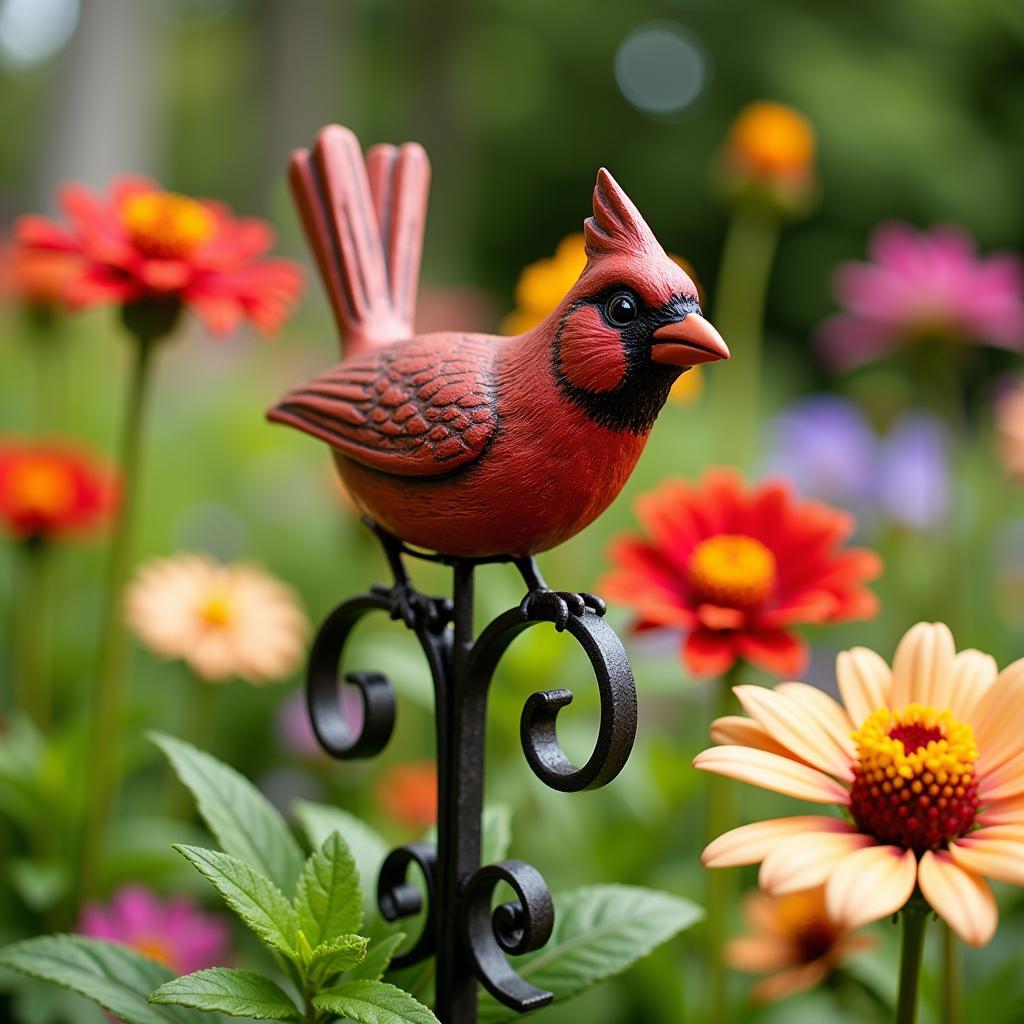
(817, 222, 1024, 370)
(79, 885, 230, 973)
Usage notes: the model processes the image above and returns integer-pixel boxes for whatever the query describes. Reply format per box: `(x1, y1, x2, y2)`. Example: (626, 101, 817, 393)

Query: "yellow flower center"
(727, 101, 815, 177)
(687, 534, 776, 609)
(132, 935, 174, 969)
(8, 460, 75, 517)
(849, 703, 980, 852)
(198, 593, 233, 629)
(121, 191, 214, 259)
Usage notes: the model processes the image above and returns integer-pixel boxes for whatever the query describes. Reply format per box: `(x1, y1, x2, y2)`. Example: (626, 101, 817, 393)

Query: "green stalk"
(708, 209, 781, 469)
(705, 667, 739, 1024)
(78, 302, 177, 902)
(25, 309, 66, 433)
(941, 921, 962, 1024)
(895, 906, 929, 1024)
(14, 537, 52, 728)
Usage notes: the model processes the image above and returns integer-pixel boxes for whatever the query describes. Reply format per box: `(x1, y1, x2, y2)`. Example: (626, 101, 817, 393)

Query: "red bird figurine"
(269, 125, 729, 622)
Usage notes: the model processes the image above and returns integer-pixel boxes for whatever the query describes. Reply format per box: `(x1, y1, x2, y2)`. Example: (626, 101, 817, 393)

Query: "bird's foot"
(373, 582, 452, 632)
(519, 589, 606, 632)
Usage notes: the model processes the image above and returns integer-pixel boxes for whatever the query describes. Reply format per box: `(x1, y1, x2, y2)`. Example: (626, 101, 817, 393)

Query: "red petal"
(684, 629, 739, 677)
(15, 216, 80, 252)
(735, 629, 808, 677)
(695, 603, 746, 629)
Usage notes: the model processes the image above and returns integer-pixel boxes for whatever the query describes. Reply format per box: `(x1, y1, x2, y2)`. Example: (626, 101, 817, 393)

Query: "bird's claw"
(519, 589, 605, 631)
(373, 582, 446, 631)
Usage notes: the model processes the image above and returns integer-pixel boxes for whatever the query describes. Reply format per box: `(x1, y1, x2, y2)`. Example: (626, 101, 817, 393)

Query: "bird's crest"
(584, 168, 661, 260)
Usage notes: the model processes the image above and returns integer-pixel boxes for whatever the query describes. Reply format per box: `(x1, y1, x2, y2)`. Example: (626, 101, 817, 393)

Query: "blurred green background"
(2, 1, 1024, 1022)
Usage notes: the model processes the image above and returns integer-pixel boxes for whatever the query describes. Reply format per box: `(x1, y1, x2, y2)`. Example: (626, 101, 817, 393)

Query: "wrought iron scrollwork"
(304, 524, 638, 1024)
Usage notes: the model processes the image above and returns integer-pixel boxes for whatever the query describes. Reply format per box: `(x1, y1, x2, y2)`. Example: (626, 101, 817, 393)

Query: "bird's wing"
(267, 334, 499, 478)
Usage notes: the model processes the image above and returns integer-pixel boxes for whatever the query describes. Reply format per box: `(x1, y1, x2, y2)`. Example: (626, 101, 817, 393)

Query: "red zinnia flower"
(15, 176, 303, 336)
(601, 470, 881, 678)
(0, 439, 118, 542)
(375, 761, 438, 830)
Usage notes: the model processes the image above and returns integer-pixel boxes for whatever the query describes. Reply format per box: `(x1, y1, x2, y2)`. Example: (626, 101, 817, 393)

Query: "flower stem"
(13, 537, 52, 729)
(895, 906, 930, 1024)
(709, 208, 780, 468)
(705, 668, 739, 1024)
(78, 329, 159, 902)
(941, 920, 962, 1024)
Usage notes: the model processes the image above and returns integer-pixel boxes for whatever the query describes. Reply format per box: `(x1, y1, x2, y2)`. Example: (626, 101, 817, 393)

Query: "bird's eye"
(605, 291, 639, 327)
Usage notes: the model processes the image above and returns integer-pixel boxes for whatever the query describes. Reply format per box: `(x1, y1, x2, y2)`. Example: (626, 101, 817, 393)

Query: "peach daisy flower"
(695, 622, 1024, 947)
(728, 886, 872, 1003)
(125, 552, 308, 684)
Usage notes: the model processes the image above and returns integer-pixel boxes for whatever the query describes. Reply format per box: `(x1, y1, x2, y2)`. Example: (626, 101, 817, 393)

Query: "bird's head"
(540, 168, 729, 434)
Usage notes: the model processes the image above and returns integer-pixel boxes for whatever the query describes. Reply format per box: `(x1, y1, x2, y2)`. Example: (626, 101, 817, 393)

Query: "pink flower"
(817, 222, 1024, 371)
(79, 885, 230, 973)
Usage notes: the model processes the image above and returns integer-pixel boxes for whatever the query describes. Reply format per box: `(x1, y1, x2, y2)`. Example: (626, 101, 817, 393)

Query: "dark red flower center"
(848, 704, 980, 853)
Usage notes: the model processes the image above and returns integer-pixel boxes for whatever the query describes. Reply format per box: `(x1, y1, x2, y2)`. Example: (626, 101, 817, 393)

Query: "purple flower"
(817, 222, 1024, 370)
(79, 885, 230, 974)
(762, 396, 950, 532)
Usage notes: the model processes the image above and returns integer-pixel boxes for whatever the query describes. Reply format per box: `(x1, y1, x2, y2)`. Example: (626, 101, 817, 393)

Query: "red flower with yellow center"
(15, 176, 303, 336)
(0, 440, 117, 542)
(601, 471, 881, 678)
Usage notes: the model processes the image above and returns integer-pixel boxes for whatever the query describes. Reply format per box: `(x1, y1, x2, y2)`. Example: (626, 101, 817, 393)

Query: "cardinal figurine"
(269, 125, 729, 626)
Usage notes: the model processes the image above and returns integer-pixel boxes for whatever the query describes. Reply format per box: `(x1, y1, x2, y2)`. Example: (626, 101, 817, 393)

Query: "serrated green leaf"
(174, 845, 299, 957)
(295, 832, 363, 946)
(152, 733, 304, 894)
(477, 886, 702, 1023)
(293, 802, 388, 920)
(307, 934, 368, 987)
(314, 979, 439, 1024)
(349, 934, 404, 983)
(151, 968, 300, 1020)
(0, 935, 203, 1024)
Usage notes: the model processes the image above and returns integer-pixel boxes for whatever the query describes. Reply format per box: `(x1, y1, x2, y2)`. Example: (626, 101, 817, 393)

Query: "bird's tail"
(289, 125, 430, 355)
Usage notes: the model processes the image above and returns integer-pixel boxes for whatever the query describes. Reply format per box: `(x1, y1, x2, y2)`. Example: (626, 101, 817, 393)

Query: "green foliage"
(313, 979, 442, 1024)
(150, 969, 300, 1020)
(152, 732, 305, 895)
(478, 886, 702, 1023)
(294, 832, 364, 944)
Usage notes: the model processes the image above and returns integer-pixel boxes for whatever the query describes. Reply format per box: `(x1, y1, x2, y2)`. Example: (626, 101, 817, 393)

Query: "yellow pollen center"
(121, 191, 214, 258)
(8, 461, 75, 517)
(199, 593, 233, 629)
(687, 534, 776, 609)
(849, 703, 980, 851)
(132, 935, 174, 969)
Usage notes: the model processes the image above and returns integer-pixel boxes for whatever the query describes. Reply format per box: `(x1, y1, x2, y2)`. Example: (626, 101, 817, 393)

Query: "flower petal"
(945, 649, 998, 721)
(978, 743, 1024, 801)
(825, 845, 917, 928)
(702, 816, 855, 867)
(684, 629, 738, 677)
(759, 831, 876, 894)
(837, 646, 891, 727)
(917, 851, 997, 948)
(890, 622, 955, 709)
(971, 658, 1024, 774)
(734, 684, 853, 780)
(710, 716, 795, 759)
(978, 794, 1024, 825)
(774, 682, 856, 759)
(750, 962, 830, 1004)
(949, 830, 1024, 886)
(693, 746, 850, 804)
(726, 935, 794, 973)
(734, 629, 808, 677)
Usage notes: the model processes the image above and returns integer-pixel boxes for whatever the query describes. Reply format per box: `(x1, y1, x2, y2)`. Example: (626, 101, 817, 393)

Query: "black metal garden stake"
(306, 522, 638, 1024)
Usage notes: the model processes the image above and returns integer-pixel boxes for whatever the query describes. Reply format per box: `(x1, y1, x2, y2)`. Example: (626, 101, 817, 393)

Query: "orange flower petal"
(918, 851, 997, 948)
(759, 831, 876, 894)
(726, 935, 794, 973)
(693, 746, 850, 804)
(949, 830, 1024, 886)
(734, 684, 853, 781)
(837, 646, 891, 727)
(978, 743, 1024, 801)
(944, 649, 997, 721)
(890, 622, 955, 709)
(774, 682, 856, 758)
(750, 962, 830, 1005)
(978, 794, 1024, 826)
(825, 846, 917, 928)
(710, 716, 795, 759)
(702, 815, 854, 868)
(972, 659, 1024, 774)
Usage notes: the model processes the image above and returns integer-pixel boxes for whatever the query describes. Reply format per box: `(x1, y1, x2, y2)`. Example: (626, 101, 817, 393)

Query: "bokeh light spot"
(614, 22, 707, 117)
(0, 0, 79, 70)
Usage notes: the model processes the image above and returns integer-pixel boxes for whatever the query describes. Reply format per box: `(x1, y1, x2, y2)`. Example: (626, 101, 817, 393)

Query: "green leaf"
(152, 733, 304, 894)
(477, 886, 702, 1023)
(293, 801, 388, 918)
(307, 934, 369, 987)
(151, 968, 300, 1020)
(482, 805, 512, 865)
(295, 832, 363, 945)
(174, 845, 299, 957)
(349, 934, 405, 983)
(0, 935, 204, 1024)
(314, 979, 440, 1024)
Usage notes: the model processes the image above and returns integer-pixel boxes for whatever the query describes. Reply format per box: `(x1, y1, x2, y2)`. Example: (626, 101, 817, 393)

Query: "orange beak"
(650, 314, 730, 367)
